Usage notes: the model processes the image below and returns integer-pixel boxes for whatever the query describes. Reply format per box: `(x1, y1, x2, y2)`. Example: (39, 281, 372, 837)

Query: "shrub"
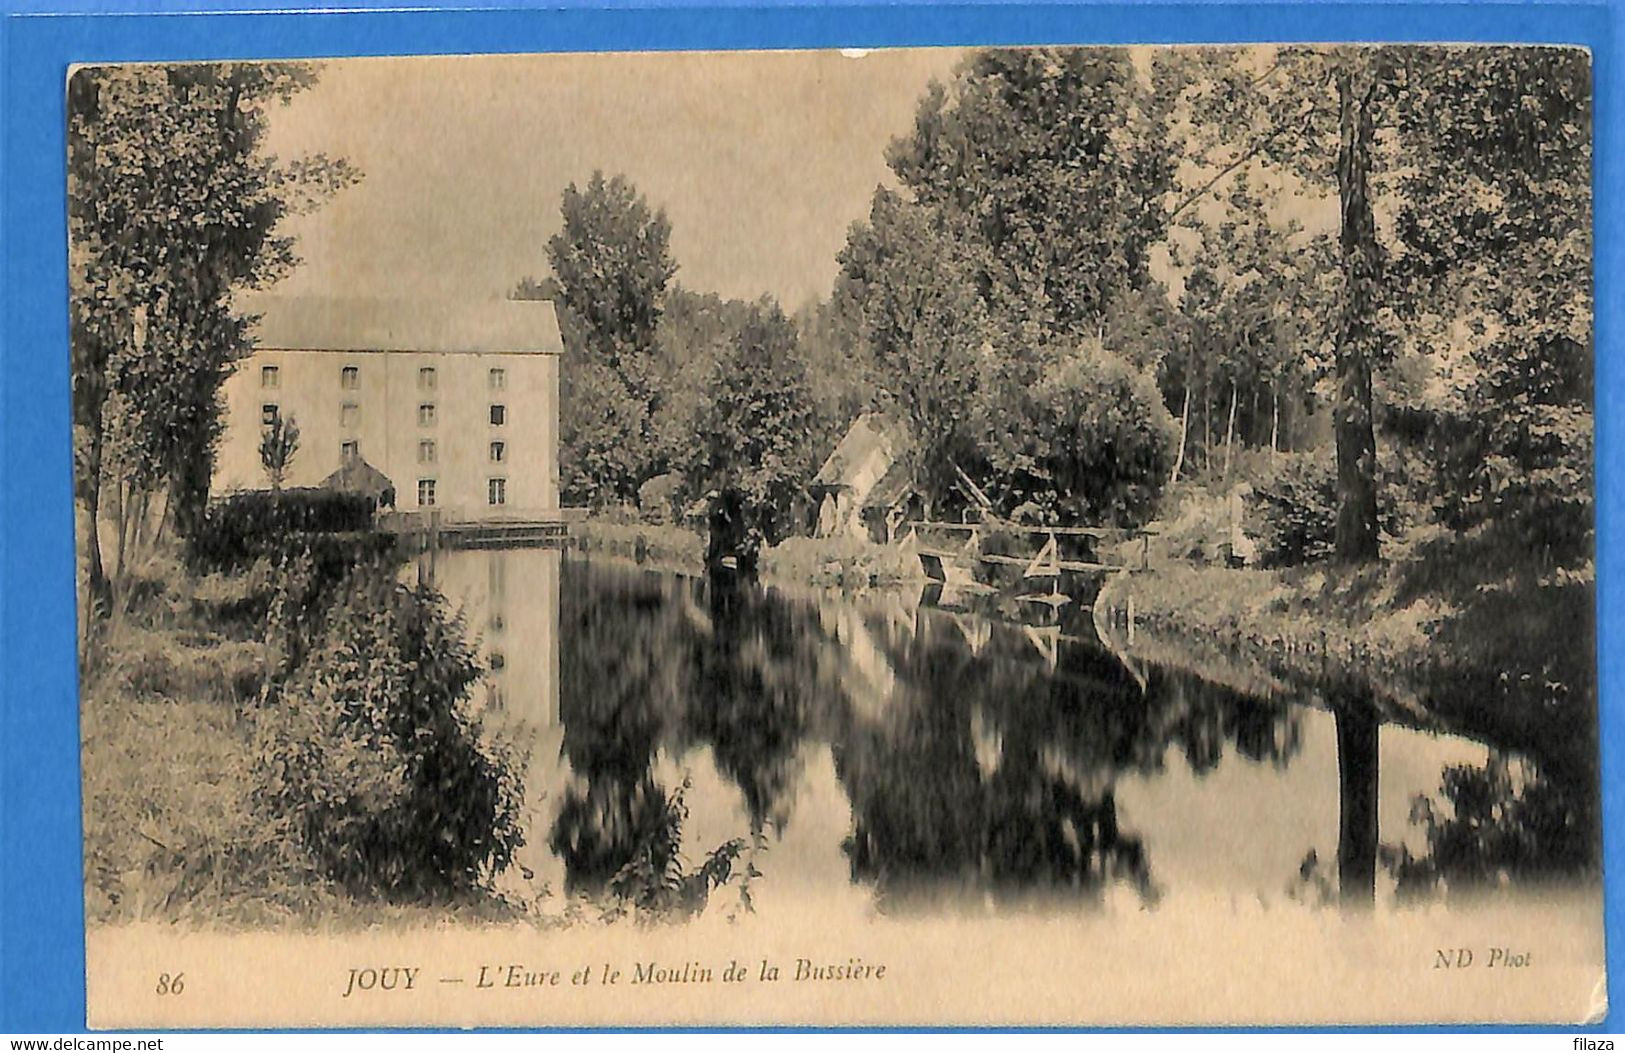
(636, 473, 686, 525)
(188, 489, 377, 571)
(253, 572, 523, 900)
(1249, 451, 1338, 567)
(981, 348, 1178, 527)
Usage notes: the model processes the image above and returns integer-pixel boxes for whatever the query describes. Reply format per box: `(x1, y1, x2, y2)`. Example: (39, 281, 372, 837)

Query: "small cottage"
(810, 413, 915, 543)
(319, 455, 397, 510)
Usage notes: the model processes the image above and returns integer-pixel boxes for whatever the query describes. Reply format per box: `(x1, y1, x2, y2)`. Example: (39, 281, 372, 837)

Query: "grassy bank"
(83, 541, 762, 930)
(570, 517, 925, 589)
(568, 519, 706, 572)
(80, 551, 529, 929)
(1104, 523, 1596, 770)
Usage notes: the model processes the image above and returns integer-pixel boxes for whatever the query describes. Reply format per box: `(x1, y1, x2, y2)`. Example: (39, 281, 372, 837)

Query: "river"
(415, 546, 1599, 921)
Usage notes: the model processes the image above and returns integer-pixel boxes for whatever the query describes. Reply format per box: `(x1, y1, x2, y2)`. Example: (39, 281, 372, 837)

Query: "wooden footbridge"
(907, 520, 1153, 585)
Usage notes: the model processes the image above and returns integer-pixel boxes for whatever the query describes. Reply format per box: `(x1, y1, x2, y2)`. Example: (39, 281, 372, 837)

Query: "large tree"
(68, 63, 356, 613)
(689, 300, 820, 544)
(1384, 47, 1593, 564)
(838, 47, 1184, 519)
(1174, 45, 1590, 563)
(543, 172, 678, 506)
(834, 189, 990, 513)
(886, 48, 1178, 343)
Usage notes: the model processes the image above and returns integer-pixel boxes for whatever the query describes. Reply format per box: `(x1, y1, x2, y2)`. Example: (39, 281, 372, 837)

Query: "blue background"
(2, 0, 1619, 1034)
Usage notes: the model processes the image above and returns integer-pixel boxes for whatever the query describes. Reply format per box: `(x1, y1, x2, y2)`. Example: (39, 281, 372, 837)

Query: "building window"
(418, 403, 437, 427)
(417, 479, 437, 507)
(341, 365, 360, 390)
(418, 366, 437, 391)
(488, 478, 507, 506)
(261, 365, 280, 388)
(340, 402, 360, 428)
(489, 367, 506, 390)
(489, 440, 506, 463)
(261, 403, 279, 426)
(341, 440, 359, 463)
(490, 404, 506, 426)
(418, 439, 437, 464)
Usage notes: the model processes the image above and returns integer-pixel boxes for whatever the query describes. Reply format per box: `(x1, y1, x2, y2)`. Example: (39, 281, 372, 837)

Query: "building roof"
(235, 294, 564, 355)
(862, 458, 916, 511)
(812, 412, 911, 490)
(320, 457, 395, 499)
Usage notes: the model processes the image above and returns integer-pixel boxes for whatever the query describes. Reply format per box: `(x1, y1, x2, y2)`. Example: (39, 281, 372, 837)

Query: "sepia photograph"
(67, 44, 1604, 1028)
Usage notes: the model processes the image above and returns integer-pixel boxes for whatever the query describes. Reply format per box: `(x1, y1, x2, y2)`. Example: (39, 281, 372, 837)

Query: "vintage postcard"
(68, 44, 1604, 1028)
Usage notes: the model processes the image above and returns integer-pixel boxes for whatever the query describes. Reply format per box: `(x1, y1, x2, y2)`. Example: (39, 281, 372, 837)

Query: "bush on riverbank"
(255, 574, 524, 901)
(1249, 451, 1338, 567)
(82, 536, 530, 925)
(187, 490, 380, 571)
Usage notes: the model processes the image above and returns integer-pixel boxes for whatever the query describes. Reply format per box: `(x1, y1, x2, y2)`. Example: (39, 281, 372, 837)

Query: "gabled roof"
(235, 294, 564, 355)
(812, 412, 911, 489)
(862, 457, 916, 511)
(320, 457, 395, 498)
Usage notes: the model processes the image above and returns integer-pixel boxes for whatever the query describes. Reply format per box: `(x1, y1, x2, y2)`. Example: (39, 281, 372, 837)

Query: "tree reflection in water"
(540, 556, 1588, 918)
(833, 603, 1304, 913)
(547, 557, 1315, 913)
(549, 565, 691, 895)
(686, 571, 820, 836)
(1383, 753, 1599, 904)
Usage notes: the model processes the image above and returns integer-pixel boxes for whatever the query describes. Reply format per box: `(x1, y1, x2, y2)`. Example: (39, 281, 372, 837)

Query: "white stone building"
(214, 296, 563, 519)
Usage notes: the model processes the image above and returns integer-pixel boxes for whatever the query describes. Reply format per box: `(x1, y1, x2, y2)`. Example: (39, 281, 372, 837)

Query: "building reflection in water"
(423, 546, 561, 729)
(417, 545, 566, 895)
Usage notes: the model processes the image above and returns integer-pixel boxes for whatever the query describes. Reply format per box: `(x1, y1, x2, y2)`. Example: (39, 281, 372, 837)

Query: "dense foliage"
(1249, 452, 1339, 568)
(541, 173, 678, 506)
(687, 301, 822, 542)
(187, 490, 381, 572)
(68, 63, 356, 612)
(254, 573, 523, 900)
(1383, 48, 1593, 564)
(535, 46, 1589, 566)
(982, 346, 1178, 527)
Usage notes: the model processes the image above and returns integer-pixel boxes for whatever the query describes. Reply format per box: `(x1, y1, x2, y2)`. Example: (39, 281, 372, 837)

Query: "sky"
(261, 48, 966, 311)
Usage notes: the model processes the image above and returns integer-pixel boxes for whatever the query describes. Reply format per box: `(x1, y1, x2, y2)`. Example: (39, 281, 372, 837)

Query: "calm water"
(416, 547, 1597, 919)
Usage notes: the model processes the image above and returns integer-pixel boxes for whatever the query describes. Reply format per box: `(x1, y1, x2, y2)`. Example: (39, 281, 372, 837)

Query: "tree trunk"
(1222, 381, 1238, 483)
(1333, 60, 1382, 564)
(1270, 380, 1280, 453)
(78, 485, 108, 620)
(150, 488, 172, 550)
(75, 420, 111, 624)
(1169, 377, 1192, 485)
(112, 479, 130, 586)
(131, 487, 153, 556)
(1202, 372, 1212, 473)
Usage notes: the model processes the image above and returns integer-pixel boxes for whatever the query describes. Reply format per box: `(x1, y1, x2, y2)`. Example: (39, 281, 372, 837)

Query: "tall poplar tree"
(68, 63, 357, 613)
